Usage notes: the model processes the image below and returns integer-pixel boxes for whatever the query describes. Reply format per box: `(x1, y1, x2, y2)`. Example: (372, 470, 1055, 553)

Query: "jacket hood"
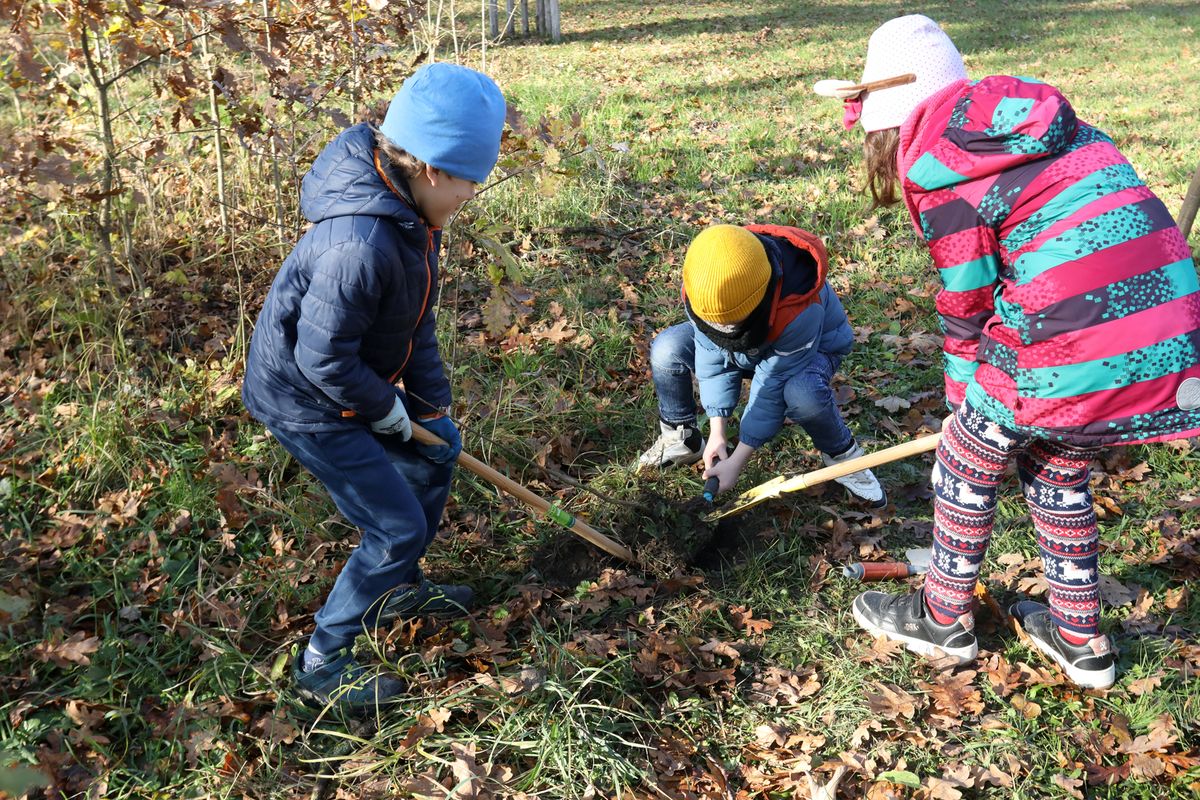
(300, 123, 422, 227)
(901, 76, 1080, 194)
(745, 225, 827, 342)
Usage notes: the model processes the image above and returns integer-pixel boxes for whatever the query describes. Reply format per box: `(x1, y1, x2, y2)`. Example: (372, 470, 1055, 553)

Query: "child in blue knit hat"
(242, 63, 505, 712)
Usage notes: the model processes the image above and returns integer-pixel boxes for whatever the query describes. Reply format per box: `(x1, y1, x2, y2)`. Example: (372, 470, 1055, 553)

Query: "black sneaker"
(1009, 601, 1115, 689)
(852, 588, 978, 664)
(291, 648, 406, 713)
(376, 574, 474, 623)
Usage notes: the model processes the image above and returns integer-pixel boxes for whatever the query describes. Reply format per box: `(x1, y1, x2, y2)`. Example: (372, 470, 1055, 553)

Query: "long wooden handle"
(710, 432, 942, 520)
(790, 432, 942, 491)
(411, 423, 635, 563)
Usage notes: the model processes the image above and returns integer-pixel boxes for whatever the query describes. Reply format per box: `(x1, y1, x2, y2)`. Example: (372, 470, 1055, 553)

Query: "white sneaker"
(636, 421, 703, 470)
(822, 441, 886, 507)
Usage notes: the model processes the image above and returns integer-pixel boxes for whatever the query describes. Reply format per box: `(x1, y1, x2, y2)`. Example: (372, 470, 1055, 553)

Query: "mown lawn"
(2, 1, 1198, 798)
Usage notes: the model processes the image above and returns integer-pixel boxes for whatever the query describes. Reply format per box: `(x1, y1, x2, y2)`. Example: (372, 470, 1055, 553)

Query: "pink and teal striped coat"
(898, 75, 1200, 446)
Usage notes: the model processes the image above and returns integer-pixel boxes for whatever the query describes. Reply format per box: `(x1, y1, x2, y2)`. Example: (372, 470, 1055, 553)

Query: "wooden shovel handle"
(411, 423, 635, 563)
(795, 432, 941, 491)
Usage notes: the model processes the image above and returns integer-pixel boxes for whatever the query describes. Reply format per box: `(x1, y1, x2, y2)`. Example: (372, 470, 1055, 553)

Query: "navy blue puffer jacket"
(242, 124, 450, 431)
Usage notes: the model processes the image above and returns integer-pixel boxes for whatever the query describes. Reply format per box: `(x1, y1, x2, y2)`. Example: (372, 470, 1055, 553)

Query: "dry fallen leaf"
(1093, 494, 1123, 517)
(255, 714, 298, 745)
(1099, 575, 1136, 607)
(1128, 753, 1167, 780)
(862, 635, 906, 663)
(1125, 674, 1162, 696)
(426, 707, 452, 733)
(729, 604, 774, 636)
(754, 723, 787, 748)
(450, 742, 487, 799)
(875, 395, 912, 413)
(927, 670, 984, 718)
(1118, 714, 1178, 755)
(867, 682, 921, 720)
(33, 630, 101, 667)
(1051, 773, 1084, 799)
(1117, 461, 1151, 482)
(1122, 589, 1162, 634)
(974, 763, 1015, 788)
(1164, 585, 1190, 612)
(924, 776, 963, 800)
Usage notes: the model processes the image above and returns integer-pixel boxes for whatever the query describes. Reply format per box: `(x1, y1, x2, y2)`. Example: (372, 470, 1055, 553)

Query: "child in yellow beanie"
(637, 224, 884, 506)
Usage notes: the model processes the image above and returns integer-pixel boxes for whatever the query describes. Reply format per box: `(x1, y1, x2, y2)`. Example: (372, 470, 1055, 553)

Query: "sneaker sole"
(376, 603, 472, 625)
(1017, 627, 1115, 690)
(852, 602, 978, 664)
(838, 485, 888, 508)
(293, 680, 404, 714)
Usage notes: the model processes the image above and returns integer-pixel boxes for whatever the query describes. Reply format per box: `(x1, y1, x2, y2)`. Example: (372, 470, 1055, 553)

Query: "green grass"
(2, 1, 1200, 798)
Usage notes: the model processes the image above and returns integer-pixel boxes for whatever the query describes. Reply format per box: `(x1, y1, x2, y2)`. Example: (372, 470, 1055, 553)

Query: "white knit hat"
(814, 15, 966, 132)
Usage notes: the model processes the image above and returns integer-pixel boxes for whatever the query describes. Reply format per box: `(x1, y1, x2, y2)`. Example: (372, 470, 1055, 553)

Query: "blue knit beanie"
(379, 63, 506, 184)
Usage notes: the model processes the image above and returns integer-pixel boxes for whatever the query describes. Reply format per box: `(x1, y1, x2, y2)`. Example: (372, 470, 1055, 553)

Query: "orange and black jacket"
(243, 123, 449, 432)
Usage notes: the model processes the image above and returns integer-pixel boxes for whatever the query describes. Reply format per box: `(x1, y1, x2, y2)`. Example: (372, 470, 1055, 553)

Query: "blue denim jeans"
(268, 424, 454, 653)
(649, 322, 854, 456)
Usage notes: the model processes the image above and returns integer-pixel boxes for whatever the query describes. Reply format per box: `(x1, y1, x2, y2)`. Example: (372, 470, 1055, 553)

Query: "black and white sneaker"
(1009, 601, 1115, 689)
(852, 588, 978, 664)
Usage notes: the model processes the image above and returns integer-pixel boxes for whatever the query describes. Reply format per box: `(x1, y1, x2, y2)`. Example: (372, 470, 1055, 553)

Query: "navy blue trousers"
(268, 424, 454, 653)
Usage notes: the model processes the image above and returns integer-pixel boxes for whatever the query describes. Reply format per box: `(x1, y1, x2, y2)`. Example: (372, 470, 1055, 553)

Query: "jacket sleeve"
(294, 243, 398, 422)
(738, 310, 821, 448)
(919, 193, 1001, 409)
(695, 329, 743, 419)
(401, 306, 452, 417)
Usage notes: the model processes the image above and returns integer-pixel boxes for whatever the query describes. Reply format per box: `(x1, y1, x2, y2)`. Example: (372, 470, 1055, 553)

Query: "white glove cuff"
(376, 396, 408, 428)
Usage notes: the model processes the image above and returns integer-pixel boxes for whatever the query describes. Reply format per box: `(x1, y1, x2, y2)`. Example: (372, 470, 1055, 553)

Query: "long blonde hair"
(864, 127, 901, 207)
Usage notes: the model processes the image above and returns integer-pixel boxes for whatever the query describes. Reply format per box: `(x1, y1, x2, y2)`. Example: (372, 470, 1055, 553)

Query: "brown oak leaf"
(866, 682, 921, 720)
(33, 630, 101, 667)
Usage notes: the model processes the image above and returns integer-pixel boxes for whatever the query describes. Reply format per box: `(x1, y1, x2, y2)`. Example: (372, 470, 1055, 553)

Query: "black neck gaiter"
(685, 275, 776, 355)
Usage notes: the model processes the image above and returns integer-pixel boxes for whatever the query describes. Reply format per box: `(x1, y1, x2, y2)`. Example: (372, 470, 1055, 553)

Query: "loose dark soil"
(529, 488, 762, 585)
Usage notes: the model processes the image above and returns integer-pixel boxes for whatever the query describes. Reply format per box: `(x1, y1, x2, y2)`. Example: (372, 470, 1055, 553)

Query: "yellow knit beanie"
(683, 225, 771, 324)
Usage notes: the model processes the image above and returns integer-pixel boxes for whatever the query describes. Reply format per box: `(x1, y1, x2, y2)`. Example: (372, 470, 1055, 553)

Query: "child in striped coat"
(816, 14, 1200, 688)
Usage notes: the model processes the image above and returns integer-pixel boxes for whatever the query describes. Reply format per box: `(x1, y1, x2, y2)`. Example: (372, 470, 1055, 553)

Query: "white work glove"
(370, 396, 412, 440)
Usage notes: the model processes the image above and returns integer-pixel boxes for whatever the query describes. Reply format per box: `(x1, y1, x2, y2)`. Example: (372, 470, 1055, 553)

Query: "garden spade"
(706, 433, 941, 521)
(411, 423, 635, 563)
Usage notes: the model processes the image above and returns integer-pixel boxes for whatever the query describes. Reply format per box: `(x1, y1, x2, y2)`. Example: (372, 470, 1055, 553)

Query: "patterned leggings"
(924, 401, 1103, 636)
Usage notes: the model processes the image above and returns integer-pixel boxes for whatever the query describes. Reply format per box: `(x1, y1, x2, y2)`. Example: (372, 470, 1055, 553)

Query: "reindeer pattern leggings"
(924, 401, 1103, 636)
